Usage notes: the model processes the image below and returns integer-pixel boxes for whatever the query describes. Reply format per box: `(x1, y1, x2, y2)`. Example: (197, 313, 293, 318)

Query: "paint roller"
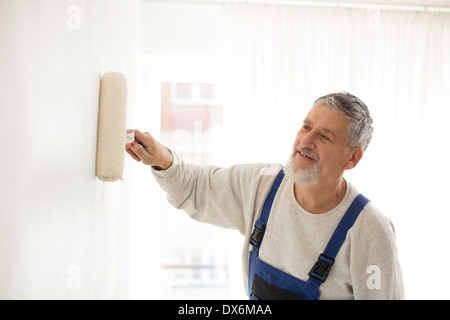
(95, 71, 133, 182)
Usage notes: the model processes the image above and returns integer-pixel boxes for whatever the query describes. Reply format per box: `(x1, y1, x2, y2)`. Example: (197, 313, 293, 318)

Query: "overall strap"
(249, 169, 285, 249)
(308, 193, 370, 286)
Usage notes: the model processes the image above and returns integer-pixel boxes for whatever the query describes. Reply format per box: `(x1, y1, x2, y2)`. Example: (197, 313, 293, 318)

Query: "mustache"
(295, 145, 319, 161)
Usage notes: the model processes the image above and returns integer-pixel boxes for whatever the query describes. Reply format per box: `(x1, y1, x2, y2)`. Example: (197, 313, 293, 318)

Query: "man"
(126, 92, 404, 300)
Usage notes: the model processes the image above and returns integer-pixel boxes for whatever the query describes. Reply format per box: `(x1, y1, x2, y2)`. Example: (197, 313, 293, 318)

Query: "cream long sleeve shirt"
(152, 151, 405, 300)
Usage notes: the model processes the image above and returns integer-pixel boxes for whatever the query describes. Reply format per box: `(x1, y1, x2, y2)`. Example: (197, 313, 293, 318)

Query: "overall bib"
(248, 169, 370, 300)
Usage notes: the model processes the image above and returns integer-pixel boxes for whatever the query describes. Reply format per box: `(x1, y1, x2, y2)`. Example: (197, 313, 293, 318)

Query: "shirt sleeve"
(349, 204, 405, 300)
(151, 150, 281, 235)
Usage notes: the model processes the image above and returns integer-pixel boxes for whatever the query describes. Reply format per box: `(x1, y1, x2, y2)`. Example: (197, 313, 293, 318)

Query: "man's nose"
(300, 131, 316, 149)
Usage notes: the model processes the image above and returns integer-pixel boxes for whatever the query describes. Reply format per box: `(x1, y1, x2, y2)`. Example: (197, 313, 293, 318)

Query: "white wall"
(0, 0, 139, 299)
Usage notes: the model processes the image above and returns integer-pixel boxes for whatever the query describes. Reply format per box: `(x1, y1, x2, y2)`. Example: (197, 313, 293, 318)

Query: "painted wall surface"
(0, 0, 139, 299)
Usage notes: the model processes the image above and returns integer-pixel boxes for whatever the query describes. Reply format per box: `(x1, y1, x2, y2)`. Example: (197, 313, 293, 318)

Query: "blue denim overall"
(248, 169, 370, 300)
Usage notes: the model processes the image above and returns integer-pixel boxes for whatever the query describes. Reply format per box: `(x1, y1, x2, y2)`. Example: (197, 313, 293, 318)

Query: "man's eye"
(320, 134, 329, 141)
(302, 125, 311, 130)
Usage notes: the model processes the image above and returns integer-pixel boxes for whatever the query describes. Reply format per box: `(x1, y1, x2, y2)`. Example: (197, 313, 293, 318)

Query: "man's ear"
(345, 148, 363, 170)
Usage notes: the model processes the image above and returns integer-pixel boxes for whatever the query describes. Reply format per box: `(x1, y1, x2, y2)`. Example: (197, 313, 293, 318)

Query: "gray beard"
(284, 154, 320, 186)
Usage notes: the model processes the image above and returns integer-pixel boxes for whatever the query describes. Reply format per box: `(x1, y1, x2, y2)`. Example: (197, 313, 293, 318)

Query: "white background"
(1, 0, 449, 300)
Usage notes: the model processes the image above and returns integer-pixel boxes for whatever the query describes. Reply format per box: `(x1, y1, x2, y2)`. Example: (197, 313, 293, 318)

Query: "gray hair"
(313, 92, 374, 151)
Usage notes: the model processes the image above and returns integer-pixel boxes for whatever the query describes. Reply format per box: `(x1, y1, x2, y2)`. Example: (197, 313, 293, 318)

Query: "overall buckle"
(249, 223, 266, 248)
(309, 253, 335, 283)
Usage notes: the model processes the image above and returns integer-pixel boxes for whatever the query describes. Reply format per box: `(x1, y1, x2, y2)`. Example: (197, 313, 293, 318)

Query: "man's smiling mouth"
(296, 146, 318, 162)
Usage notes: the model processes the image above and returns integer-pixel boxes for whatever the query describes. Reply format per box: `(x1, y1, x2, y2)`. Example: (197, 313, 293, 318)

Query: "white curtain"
(221, 4, 450, 299)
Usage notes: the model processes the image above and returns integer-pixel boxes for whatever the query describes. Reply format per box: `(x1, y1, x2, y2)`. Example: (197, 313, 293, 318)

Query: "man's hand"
(125, 129, 173, 170)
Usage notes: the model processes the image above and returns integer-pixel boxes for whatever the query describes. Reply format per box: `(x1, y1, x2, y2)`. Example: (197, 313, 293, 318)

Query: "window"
(130, 55, 245, 300)
(159, 81, 228, 298)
